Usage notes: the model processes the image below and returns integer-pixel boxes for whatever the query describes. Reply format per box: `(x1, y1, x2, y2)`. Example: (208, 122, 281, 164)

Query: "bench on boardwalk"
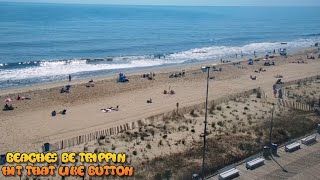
(285, 142, 300, 152)
(245, 157, 265, 170)
(301, 135, 317, 145)
(218, 168, 239, 180)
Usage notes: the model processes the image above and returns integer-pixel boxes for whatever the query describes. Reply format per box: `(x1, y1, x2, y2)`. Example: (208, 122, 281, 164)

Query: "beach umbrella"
(5, 98, 11, 103)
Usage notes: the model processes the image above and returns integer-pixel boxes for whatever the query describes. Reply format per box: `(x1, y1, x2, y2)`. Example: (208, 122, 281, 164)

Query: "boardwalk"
(208, 134, 320, 180)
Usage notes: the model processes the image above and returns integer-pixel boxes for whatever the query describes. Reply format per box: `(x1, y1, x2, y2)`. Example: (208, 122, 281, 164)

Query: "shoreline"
(1, 46, 316, 96)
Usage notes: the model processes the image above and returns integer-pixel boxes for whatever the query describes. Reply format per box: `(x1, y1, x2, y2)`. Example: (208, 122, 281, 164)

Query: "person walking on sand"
(68, 74, 71, 82)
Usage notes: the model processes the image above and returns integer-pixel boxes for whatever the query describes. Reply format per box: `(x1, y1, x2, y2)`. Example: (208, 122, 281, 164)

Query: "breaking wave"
(0, 37, 319, 88)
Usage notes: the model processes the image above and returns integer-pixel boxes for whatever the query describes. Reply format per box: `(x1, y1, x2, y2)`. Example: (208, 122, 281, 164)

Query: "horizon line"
(1, 1, 319, 7)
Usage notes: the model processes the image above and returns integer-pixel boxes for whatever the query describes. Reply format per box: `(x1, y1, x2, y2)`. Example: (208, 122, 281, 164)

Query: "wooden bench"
(301, 135, 317, 145)
(218, 168, 239, 180)
(245, 157, 265, 170)
(285, 142, 300, 152)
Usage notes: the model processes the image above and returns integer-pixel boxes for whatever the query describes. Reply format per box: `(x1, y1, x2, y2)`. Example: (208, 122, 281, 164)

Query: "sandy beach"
(0, 47, 319, 180)
(0, 48, 320, 154)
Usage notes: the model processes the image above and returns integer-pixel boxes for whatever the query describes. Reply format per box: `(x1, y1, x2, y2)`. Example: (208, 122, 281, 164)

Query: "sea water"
(0, 2, 319, 88)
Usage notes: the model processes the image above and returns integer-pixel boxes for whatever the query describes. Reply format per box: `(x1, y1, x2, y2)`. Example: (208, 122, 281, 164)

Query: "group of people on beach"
(51, 109, 67, 116)
(142, 72, 156, 80)
(254, 68, 265, 74)
(290, 60, 307, 64)
(2, 95, 31, 111)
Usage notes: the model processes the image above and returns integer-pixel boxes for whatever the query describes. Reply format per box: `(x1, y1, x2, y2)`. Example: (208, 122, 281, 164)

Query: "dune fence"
(277, 99, 312, 112)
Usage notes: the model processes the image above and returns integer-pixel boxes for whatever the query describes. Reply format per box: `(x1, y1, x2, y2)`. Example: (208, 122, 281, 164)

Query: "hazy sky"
(1, 0, 320, 6)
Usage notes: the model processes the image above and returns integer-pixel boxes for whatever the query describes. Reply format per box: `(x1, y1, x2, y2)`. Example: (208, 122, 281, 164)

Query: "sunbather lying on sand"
(86, 80, 95, 87)
(16, 95, 31, 100)
(101, 106, 119, 113)
(101, 108, 112, 113)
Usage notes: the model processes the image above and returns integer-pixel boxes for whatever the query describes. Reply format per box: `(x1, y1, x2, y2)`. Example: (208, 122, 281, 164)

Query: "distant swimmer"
(68, 74, 72, 82)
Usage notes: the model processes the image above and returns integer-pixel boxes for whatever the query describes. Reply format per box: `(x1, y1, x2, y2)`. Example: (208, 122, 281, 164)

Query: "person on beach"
(68, 74, 72, 82)
(278, 89, 283, 99)
(3, 104, 14, 111)
(16, 95, 30, 100)
(273, 84, 277, 98)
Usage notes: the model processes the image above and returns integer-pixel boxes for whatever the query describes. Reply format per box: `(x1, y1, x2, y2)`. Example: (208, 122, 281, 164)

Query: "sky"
(1, 0, 320, 6)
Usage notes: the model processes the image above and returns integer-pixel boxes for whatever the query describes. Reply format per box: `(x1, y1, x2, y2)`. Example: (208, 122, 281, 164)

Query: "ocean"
(0, 2, 319, 89)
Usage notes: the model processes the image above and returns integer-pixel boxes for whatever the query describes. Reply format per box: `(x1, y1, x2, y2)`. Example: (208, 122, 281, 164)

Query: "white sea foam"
(0, 37, 319, 82)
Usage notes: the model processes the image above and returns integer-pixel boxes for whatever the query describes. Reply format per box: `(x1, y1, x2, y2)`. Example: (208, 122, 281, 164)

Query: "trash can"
(263, 146, 271, 157)
(317, 124, 320, 134)
(0, 154, 6, 165)
(271, 143, 278, 155)
(43, 143, 50, 152)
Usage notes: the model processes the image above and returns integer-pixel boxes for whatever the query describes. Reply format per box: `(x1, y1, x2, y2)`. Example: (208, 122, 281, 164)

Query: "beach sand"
(0, 48, 320, 155)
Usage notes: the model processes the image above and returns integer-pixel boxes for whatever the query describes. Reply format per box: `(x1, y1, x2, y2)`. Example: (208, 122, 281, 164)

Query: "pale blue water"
(0, 2, 319, 88)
